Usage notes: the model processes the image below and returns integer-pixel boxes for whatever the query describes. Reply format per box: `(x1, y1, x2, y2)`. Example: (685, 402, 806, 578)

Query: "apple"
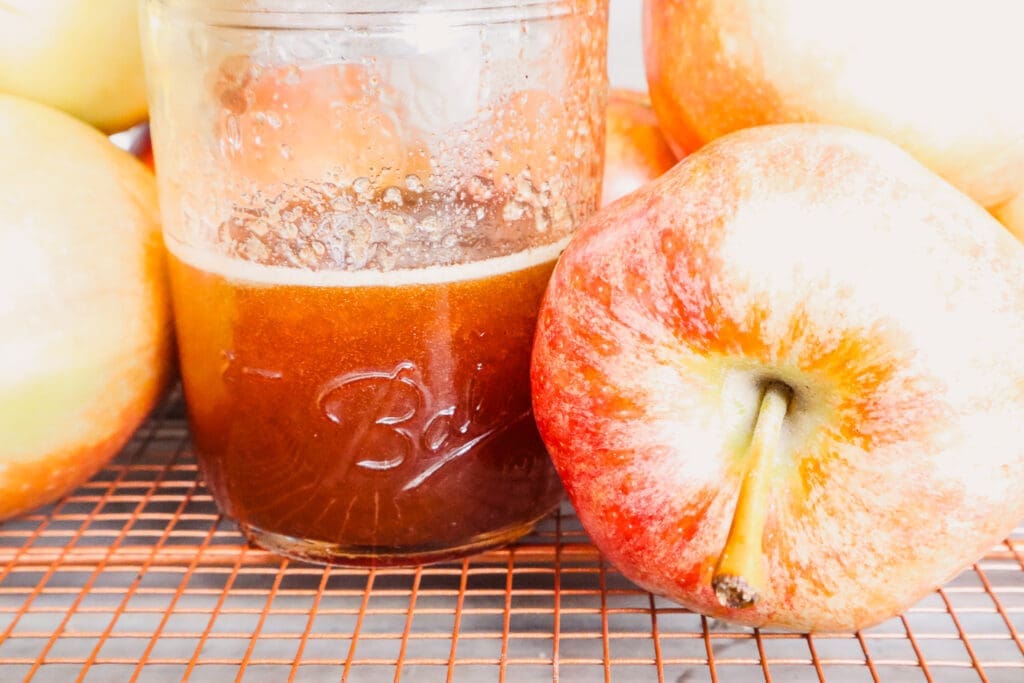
(134, 123, 156, 172)
(531, 123, 1024, 632)
(0, 94, 173, 520)
(0, 0, 148, 133)
(643, 0, 1024, 225)
(993, 191, 1024, 243)
(602, 89, 678, 207)
(111, 121, 155, 173)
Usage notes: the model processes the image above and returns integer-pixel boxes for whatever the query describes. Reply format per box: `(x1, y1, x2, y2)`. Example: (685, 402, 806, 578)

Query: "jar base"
(240, 513, 552, 567)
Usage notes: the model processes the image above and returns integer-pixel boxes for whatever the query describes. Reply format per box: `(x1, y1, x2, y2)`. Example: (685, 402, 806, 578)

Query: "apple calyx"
(712, 380, 792, 609)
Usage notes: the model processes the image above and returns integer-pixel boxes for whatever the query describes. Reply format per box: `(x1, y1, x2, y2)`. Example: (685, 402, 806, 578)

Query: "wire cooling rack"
(1, 392, 1023, 683)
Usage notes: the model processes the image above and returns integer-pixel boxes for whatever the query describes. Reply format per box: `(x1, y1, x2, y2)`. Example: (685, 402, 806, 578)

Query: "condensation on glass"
(141, 0, 609, 565)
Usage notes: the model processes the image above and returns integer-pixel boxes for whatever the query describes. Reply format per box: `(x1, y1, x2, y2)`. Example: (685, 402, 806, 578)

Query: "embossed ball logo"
(315, 361, 528, 488)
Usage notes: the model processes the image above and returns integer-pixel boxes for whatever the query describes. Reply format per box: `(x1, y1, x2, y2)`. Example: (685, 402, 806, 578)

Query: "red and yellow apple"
(134, 123, 156, 172)
(602, 89, 678, 207)
(643, 0, 1024, 227)
(0, 95, 172, 520)
(111, 122, 155, 173)
(531, 123, 1024, 632)
(0, 0, 148, 133)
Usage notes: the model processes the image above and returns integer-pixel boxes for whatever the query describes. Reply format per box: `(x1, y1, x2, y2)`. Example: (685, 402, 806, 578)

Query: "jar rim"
(147, 0, 600, 26)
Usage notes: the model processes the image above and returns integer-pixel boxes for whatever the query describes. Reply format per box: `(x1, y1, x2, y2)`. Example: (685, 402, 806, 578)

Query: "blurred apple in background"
(0, 0, 148, 133)
(643, 0, 1024, 232)
(483, 88, 572, 195)
(602, 89, 677, 207)
(213, 59, 430, 190)
(0, 95, 172, 521)
(111, 122, 156, 173)
(993, 191, 1024, 242)
(133, 123, 156, 172)
(532, 124, 1024, 632)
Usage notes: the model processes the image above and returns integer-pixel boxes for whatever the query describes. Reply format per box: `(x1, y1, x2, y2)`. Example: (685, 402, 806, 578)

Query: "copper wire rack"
(2, 392, 1023, 683)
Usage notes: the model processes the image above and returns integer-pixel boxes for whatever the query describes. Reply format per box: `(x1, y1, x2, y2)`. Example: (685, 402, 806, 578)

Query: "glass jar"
(141, 0, 608, 565)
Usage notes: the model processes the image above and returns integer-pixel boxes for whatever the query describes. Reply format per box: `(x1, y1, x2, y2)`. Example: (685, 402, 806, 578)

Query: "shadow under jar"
(141, 0, 608, 565)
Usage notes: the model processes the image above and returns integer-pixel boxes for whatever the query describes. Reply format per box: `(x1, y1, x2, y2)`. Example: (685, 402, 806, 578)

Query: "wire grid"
(1, 394, 1023, 683)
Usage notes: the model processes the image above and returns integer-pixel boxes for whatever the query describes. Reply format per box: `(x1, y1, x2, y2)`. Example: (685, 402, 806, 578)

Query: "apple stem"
(712, 380, 792, 609)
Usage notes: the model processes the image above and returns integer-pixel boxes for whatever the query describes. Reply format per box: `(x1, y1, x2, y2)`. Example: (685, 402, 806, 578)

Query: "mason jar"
(141, 0, 608, 566)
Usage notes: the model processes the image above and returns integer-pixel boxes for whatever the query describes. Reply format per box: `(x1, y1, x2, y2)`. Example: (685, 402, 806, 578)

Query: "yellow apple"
(0, 0, 147, 133)
(0, 94, 172, 520)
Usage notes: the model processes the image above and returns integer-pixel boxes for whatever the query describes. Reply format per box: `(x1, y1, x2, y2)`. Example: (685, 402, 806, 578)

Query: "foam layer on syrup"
(166, 235, 571, 288)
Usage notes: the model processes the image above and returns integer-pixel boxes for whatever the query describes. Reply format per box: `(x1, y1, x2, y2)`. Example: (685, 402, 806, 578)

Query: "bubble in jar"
(331, 193, 353, 213)
(353, 176, 372, 197)
(243, 235, 269, 261)
(222, 114, 242, 152)
(249, 218, 270, 237)
(503, 201, 526, 222)
(467, 175, 494, 201)
(535, 212, 549, 234)
(419, 215, 443, 234)
(385, 211, 413, 236)
(278, 220, 298, 240)
(405, 174, 424, 193)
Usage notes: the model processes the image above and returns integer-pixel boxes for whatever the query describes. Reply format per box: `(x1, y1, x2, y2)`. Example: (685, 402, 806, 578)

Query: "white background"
(608, 0, 646, 90)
